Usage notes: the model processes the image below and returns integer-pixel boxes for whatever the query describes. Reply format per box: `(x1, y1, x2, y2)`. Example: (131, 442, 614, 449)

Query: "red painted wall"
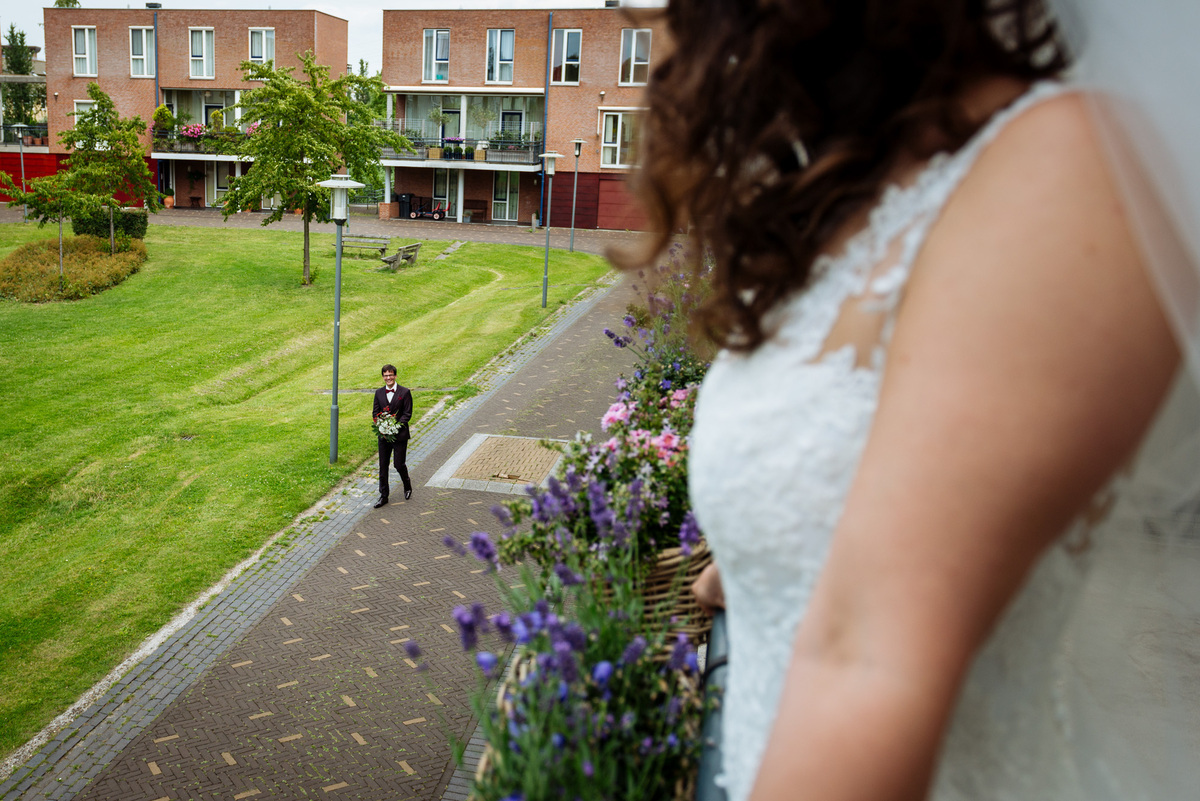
(0, 153, 65, 202)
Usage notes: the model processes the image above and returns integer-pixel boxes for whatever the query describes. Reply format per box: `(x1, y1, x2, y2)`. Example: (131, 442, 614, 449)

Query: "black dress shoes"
(374, 496, 388, 508)
(404, 487, 412, 500)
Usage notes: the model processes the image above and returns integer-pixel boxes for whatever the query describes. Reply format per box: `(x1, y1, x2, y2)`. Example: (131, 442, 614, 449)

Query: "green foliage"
(464, 146, 475, 159)
(52, 0, 81, 6)
(152, 104, 175, 131)
(428, 103, 452, 128)
(3, 25, 45, 126)
(64, 83, 162, 216)
(71, 208, 149, 240)
(222, 51, 411, 284)
(0, 234, 146, 301)
(468, 102, 498, 131)
(0, 169, 111, 229)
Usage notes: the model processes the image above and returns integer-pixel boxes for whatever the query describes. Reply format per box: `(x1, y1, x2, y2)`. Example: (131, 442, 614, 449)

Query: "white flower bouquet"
(372, 411, 401, 442)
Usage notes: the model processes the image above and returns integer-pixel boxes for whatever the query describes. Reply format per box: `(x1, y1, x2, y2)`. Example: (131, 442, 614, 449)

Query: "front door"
(492, 171, 519, 222)
(500, 111, 523, 139)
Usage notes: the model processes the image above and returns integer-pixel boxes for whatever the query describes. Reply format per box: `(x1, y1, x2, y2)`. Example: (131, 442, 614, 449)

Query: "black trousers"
(378, 436, 411, 498)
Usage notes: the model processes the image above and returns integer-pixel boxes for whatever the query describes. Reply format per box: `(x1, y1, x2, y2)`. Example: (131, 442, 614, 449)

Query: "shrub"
(152, 103, 175, 131)
(71, 208, 150, 240)
(0, 235, 147, 302)
(464, 146, 475, 159)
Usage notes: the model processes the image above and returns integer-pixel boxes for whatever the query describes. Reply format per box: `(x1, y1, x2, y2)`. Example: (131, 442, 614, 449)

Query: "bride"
(626, 0, 1199, 799)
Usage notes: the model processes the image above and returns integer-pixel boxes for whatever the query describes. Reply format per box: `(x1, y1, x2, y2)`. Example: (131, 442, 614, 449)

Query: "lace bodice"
(688, 83, 1085, 801)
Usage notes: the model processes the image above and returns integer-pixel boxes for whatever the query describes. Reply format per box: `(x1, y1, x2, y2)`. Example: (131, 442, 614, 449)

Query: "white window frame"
(551, 29, 581, 85)
(129, 27, 155, 78)
(486, 29, 514, 84)
(423, 29, 450, 83)
(73, 100, 96, 127)
(72, 26, 97, 77)
(248, 27, 275, 64)
(601, 110, 640, 168)
(189, 27, 215, 79)
(618, 28, 651, 86)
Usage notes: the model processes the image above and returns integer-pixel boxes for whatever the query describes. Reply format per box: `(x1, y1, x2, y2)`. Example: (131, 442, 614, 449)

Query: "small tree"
(221, 51, 410, 284)
(468, 102, 498, 137)
(3, 25, 46, 127)
(65, 83, 162, 253)
(53, 0, 82, 7)
(1, 171, 112, 288)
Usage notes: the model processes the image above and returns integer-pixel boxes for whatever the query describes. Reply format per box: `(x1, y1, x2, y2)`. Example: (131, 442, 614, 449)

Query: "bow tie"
(386, 387, 395, 393)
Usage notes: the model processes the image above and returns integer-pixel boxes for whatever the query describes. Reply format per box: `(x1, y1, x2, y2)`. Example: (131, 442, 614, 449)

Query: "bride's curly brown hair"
(621, 0, 1067, 351)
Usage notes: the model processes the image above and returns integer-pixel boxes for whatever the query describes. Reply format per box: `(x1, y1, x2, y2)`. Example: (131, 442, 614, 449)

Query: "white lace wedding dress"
(690, 81, 1200, 801)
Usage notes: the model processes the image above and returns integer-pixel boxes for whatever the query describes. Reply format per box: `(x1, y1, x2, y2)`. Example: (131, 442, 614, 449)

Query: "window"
(551, 29, 581, 85)
(486, 29, 514, 83)
(423, 29, 449, 82)
(190, 28, 215, 78)
(249, 28, 274, 63)
(73, 26, 97, 76)
(130, 27, 155, 77)
(433, 168, 453, 214)
(601, 111, 640, 167)
(619, 29, 651, 85)
(73, 100, 95, 126)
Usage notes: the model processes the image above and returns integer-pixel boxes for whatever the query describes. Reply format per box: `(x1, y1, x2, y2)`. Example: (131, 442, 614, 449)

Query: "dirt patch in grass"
(0, 234, 147, 302)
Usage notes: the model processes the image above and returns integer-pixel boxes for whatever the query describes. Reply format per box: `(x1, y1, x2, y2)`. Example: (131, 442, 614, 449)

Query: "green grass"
(0, 221, 611, 758)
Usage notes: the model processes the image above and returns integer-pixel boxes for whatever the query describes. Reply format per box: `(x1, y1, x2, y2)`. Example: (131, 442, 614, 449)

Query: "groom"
(373, 364, 412, 507)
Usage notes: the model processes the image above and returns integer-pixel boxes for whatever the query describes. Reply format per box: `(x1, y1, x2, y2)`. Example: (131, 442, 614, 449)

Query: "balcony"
(375, 118, 544, 166)
(1, 123, 49, 146)
(152, 128, 244, 155)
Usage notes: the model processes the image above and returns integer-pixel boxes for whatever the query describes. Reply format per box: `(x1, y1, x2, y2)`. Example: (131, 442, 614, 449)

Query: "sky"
(1, 1, 656, 76)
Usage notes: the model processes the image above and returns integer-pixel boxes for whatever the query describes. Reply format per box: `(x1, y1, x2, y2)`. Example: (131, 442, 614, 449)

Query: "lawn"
(0, 220, 611, 758)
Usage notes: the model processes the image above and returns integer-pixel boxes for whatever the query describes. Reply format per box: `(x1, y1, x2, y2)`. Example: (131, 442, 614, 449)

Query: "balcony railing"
(1, 123, 49, 145)
(375, 118, 544, 165)
(151, 130, 246, 154)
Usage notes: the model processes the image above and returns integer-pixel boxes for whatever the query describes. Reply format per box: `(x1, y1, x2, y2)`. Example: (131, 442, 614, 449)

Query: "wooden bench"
(339, 234, 390, 256)
(381, 242, 421, 270)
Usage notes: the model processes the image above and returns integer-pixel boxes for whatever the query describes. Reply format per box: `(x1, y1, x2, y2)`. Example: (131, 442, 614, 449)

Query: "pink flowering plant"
(179, 123, 207, 139)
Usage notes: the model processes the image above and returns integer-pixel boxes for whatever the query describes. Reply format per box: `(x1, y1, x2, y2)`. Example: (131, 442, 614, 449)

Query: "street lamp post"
(569, 139, 584, 253)
(317, 174, 365, 464)
(12, 123, 27, 222)
(538, 151, 561, 308)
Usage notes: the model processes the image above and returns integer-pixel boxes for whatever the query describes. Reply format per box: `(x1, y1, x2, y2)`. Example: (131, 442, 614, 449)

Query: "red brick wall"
(43, 8, 349, 154)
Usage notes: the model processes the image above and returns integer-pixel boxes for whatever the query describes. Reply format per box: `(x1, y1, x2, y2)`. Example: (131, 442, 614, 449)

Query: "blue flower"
(678, 510, 701, 556)
(442, 534, 467, 556)
(668, 632, 692, 672)
(404, 640, 422, 659)
(469, 531, 498, 567)
(603, 327, 616, 339)
(621, 635, 647, 666)
(551, 732, 565, 749)
(582, 761, 594, 778)
(491, 611, 514, 642)
(511, 617, 531, 644)
(592, 660, 613, 686)
(490, 504, 514, 527)
(453, 605, 478, 651)
(476, 650, 498, 677)
(667, 733, 679, 749)
(623, 314, 636, 328)
(553, 562, 583, 587)
(660, 378, 673, 390)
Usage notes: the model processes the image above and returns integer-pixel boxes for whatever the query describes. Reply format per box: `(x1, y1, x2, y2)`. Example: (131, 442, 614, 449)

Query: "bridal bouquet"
(372, 410, 401, 442)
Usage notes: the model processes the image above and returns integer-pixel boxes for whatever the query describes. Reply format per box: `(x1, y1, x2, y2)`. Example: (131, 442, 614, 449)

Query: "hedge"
(71, 208, 150, 240)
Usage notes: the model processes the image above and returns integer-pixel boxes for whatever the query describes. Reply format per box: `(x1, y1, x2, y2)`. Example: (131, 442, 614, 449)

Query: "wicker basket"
(637, 542, 713, 644)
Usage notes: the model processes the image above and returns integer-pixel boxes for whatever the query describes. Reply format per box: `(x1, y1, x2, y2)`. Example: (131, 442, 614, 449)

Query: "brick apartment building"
(379, 4, 664, 229)
(41, 5, 347, 209)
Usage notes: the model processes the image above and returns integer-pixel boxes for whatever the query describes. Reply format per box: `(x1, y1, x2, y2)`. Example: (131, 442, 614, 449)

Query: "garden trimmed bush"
(71, 208, 150, 240)
(0, 234, 147, 301)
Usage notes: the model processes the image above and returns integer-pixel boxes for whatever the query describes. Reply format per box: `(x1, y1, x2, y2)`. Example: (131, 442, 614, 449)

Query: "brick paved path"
(0, 209, 643, 800)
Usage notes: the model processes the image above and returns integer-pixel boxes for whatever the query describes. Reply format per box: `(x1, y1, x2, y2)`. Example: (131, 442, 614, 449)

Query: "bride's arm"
(748, 93, 1179, 800)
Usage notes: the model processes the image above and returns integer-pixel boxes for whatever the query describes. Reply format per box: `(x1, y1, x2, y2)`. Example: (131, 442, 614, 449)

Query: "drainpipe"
(540, 11, 552, 227)
(153, 9, 160, 194)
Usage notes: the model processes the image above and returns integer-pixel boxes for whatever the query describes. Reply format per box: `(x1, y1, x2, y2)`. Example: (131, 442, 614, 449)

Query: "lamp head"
(317, 174, 366, 222)
(539, 151, 562, 176)
(572, 138, 584, 158)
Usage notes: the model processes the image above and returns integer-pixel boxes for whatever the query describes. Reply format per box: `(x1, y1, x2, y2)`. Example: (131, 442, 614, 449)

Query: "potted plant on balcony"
(463, 145, 475, 160)
(444, 136, 464, 159)
(153, 104, 175, 142)
(179, 123, 206, 152)
(427, 105, 451, 159)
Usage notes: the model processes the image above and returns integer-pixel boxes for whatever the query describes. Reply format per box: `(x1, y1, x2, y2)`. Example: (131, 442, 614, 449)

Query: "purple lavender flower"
(563, 622, 587, 653)
(668, 632, 691, 672)
(583, 761, 594, 778)
(453, 605, 478, 651)
(660, 378, 673, 391)
(442, 534, 468, 556)
(476, 650, 498, 677)
(500, 794, 524, 801)
(491, 611, 514, 643)
(623, 314, 636, 328)
(551, 732, 565, 749)
(666, 696, 683, 725)
(592, 660, 613, 686)
(667, 733, 679, 749)
(511, 617, 531, 644)
(614, 377, 628, 391)
(469, 531, 498, 568)
(640, 737, 653, 755)
(678, 510, 701, 556)
(621, 635, 647, 666)
(686, 651, 700, 673)
(553, 562, 583, 587)
(404, 640, 422, 659)
(471, 602, 490, 632)
(554, 641, 579, 682)
(603, 327, 616, 339)
(491, 504, 514, 527)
